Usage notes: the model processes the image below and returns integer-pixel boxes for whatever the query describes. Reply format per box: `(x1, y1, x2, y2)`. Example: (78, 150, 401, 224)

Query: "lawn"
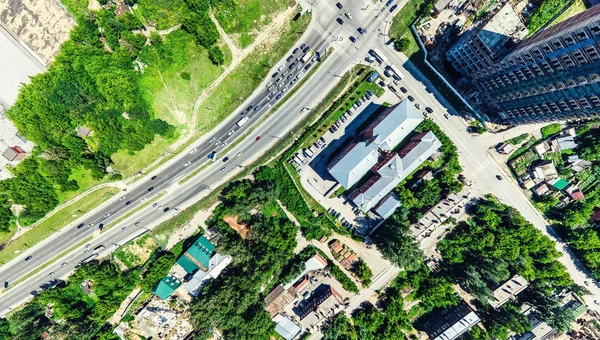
(194, 12, 311, 135)
(111, 133, 179, 178)
(139, 30, 230, 126)
(389, 0, 430, 55)
(136, 0, 186, 30)
(57, 167, 113, 203)
(549, 0, 586, 27)
(0, 187, 120, 264)
(526, 0, 573, 35)
(213, 0, 291, 47)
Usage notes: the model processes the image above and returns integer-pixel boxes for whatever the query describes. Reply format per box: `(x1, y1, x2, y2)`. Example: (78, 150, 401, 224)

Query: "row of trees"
(0, 261, 138, 339)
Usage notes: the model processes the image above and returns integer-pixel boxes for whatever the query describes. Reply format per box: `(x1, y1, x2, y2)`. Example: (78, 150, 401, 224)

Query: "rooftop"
(153, 274, 182, 300)
(364, 101, 423, 151)
(176, 236, 215, 274)
(421, 302, 481, 340)
(477, 3, 528, 54)
(374, 192, 402, 219)
(327, 141, 379, 189)
(489, 274, 529, 309)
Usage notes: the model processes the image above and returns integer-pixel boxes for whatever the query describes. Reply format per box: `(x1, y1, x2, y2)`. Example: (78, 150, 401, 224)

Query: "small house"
(2, 146, 27, 161)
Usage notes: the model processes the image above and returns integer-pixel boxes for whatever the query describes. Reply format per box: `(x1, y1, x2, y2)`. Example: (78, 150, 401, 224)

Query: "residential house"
(567, 154, 580, 164)
(489, 274, 529, 309)
(532, 141, 551, 156)
(185, 253, 231, 296)
(420, 302, 481, 340)
(76, 126, 92, 138)
(521, 178, 535, 190)
(2, 146, 27, 161)
(566, 186, 585, 201)
(556, 136, 577, 151)
(176, 236, 215, 275)
(531, 161, 558, 181)
(533, 183, 550, 196)
(293, 284, 344, 321)
(549, 178, 568, 191)
(571, 159, 592, 173)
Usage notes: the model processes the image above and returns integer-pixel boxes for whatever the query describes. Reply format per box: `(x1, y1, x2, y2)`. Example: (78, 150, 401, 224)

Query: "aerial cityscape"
(0, 0, 599, 339)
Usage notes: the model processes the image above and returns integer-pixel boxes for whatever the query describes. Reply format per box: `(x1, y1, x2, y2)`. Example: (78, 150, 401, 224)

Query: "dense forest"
(0, 0, 232, 230)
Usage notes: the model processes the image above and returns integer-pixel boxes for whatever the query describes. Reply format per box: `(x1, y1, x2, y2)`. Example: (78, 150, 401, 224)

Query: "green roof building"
(153, 274, 182, 300)
(550, 178, 569, 191)
(176, 236, 215, 274)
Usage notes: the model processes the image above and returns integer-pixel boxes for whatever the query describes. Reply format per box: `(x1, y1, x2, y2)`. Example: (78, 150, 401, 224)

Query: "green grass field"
(213, 0, 291, 47)
(0, 187, 120, 264)
(549, 0, 586, 27)
(389, 0, 428, 56)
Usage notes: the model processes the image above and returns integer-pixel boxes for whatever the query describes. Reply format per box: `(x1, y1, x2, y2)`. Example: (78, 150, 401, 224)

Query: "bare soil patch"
(223, 215, 249, 239)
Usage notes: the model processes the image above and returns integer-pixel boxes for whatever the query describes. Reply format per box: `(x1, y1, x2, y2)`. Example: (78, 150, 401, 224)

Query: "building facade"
(474, 5, 600, 123)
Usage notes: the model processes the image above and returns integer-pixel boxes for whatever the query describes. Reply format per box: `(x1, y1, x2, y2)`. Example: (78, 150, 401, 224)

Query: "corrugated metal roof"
(369, 100, 423, 151)
(374, 192, 402, 219)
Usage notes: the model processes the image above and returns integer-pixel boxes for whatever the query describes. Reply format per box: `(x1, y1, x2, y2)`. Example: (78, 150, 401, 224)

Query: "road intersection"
(1, 0, 598, 317)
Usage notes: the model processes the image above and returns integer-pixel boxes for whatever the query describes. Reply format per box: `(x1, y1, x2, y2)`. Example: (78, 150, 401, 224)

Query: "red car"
(256, 136, 261, 141)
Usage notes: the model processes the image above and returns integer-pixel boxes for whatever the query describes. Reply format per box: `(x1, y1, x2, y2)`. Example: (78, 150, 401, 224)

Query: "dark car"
(76, 223, 85, 229)
(163, 207, 170, 212)
(289, 62, 296, 69)
(496, 175, 503, 180)
(300, 43, 307, 50)
(349, 36, 356, 43)
(148, 186, 154, 192)
(304, 63, 313, 70)
(151, 175, 157, 180)
(329, 127, 335, 133)
(407, 95, 414, 102)
(357, 27, 365, 34)
(286, 55, 294, 62)
(276, 93, 283, 100)
(302, 46, 310, 53)
(293, 48, 299, 54)
(125, 200, 131, 205)
(223, 157, 229, 162)
(254, 105, 260, 111)
(336, 2, 342, 8)
(246, 105, 253, 112)
(400, 87, 407, 93)
(336, 18, 344, 25)
(390, 4, 397, 11)
(272, 72, 279, 78)
(385, 0, 393, 6)
(425, 107, 433, 113)
(25, 256, 32, 262)
(4, 282, 8, 289)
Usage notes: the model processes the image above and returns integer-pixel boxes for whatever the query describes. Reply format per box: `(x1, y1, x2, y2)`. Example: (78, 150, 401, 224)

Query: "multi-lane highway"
(0, 0, 400, 314)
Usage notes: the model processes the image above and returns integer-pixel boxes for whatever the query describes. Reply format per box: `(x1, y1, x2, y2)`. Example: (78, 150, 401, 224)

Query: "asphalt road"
(0, 0, 395, 314)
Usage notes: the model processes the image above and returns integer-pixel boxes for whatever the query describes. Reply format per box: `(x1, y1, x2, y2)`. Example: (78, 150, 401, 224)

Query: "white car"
(119, 196, 126, 201)
(345, 12, 352, 19)
(140, 197, 147, 202)
(104, 213, 111, 218)
(184, 161, 191, 166)
(278, 65, 284, 72)
(189, 148, 197, 154)
(266, 81, 273, 88)
(296, 72, 304, 79)
(220, 142, 226, 147)
(282, 87, 289, 93)
(227, 130, 234, 136)
(60, 262, 67, 267)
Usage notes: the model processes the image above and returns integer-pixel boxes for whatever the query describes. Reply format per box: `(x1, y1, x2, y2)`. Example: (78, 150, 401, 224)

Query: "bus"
(386, 64, 404, 80)
(236, 117, 249, 127)
(370, 48, 387, 64)
(93, 245, 105, 252)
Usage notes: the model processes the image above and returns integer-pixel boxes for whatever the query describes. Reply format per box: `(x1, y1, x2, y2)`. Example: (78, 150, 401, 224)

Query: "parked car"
(349, 36, 356, 43)
(336, 2, 342, 8)
(407, 95, 414, 101)
(400, 87, 407, 93)
(336, 18, 344, 25)
(425, 107, 433, 113)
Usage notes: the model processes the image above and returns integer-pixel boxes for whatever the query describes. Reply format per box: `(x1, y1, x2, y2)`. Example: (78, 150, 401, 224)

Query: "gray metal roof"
(328, 141, 379, 189)
(374, 192, 402, 219)
(370, 100, 423, 151)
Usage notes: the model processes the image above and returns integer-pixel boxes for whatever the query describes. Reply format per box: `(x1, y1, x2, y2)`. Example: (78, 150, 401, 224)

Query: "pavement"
(0, 0, 400, 315)
(1, 0, 599, 319)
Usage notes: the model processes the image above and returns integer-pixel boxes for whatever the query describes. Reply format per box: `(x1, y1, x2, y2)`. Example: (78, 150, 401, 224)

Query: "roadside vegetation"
(388, 0, 433, 55)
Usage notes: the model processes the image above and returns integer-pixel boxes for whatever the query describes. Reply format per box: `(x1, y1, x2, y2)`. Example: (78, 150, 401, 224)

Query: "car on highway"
(48, 272, 55, 277)
(389, 85, 397, 92)
(256, 136, 261, 141)
(357, 27, 365, 34)
(125, 200, 131, 205)
(345, 12, 352, 19)
(300, 43, 307, 50)
(121, 227, 127, 231)
(140, 197, 147, 203)
(282, 70, 288, 76)
(296, 64, 302, 71)
(223, 157, 229, 162)
(290, 79, 297, 85)
(390, 4, 398, 11)
(272, 72, 279, 78)
(148, 186, 154, 192)
(25, 256, 32, 262)
(289, 62, 296, 69)
(278, 82, 284, 88)
(349, 36, 356, 43)
(215, 140, 221, 146)
(153, 202, 158, 207)
(184, 161, 191, 166)
(276, 93, 283, 100)
(385, 0, 393, 5)
(496, 175, 503, 180)
(85, 244, 91, 248)
(254, 105, 260, 111)
(135, 222, 141, 226)
(286, 55, 293, 62)
(407, 95, 414, 101)
(119, 196, 126, 201)
(220, 142, 226, 147)
(425, 107, 433, 113)
(400, 87, 407, 93)
(76, 223, 85, 229)
(278, 65, 284, 72)
(304, 63, 312, 71)
(61, 262, 67, 267)
(88, 223, 94, 228)
(158, 205, 163, 210)
(227, 129, 234, 136)
(297, 72, 304, 79)
(189, 148, 197, 154)
(282, 87, 289, 93)
(237, 152, 242, 157)
(245, 105, 253, 112)
(220, 167, 226, 172)
(271, 89, 277, 95)
(163, 207, 170, 212)
(336, 18, 344, 25)
(104, 213, 111, 218)
(293, 48, 299, 54)
(151, 175, 157, 180)
(336, 2, 342, 8)
(287, 74, 294, 80)
(302, 46, 310, 53)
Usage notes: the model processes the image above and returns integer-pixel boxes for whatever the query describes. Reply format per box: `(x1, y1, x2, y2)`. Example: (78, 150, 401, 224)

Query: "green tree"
(140, 251, 176, 292)
(394, 38, 410, 52)
(208, 46, 225, 65)
(322, 313, 357, 340)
